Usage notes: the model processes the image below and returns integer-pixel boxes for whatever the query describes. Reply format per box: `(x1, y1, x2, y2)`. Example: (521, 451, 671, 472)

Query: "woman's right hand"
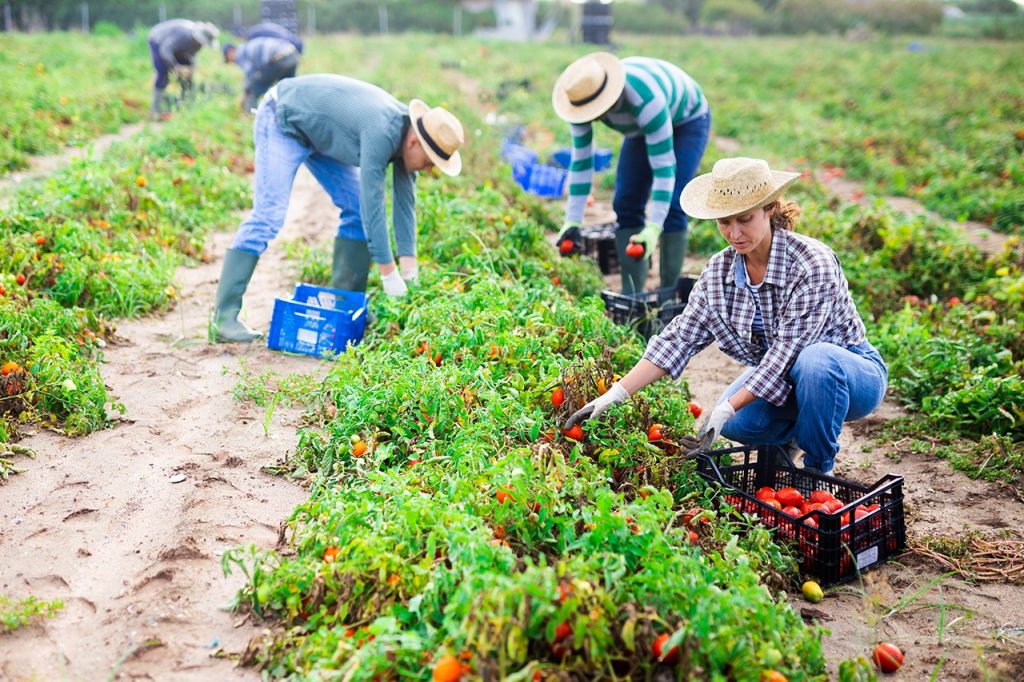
(563, 382, 630, 429)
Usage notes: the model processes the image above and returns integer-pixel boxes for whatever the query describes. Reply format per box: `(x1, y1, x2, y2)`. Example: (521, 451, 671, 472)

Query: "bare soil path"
(0, 168, 335, 681)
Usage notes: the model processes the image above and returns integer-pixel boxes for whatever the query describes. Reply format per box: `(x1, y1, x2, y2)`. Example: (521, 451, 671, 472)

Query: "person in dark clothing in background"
(244, 21, 304, 54)
(147, 19, 219, 119)
(223, 36, 300, 112)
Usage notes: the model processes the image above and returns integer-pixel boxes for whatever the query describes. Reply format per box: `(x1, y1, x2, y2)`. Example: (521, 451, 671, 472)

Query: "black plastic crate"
(580, 222, 619, 275)
(696, 444, 906, 586)
(599, 275, 697, 339)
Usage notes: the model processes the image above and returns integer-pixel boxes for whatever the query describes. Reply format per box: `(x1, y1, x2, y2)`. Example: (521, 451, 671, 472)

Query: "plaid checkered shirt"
(643, 229, 867, 406)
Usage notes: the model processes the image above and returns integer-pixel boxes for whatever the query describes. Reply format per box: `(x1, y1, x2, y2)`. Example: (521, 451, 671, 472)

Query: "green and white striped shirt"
(275, 74, 416, 265)
(565, 57, 708, 227)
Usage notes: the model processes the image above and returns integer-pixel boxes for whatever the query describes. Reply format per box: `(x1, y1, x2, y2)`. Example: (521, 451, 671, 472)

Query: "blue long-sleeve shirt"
(274, 74, 416, 265)
(234, 37, 297, 80)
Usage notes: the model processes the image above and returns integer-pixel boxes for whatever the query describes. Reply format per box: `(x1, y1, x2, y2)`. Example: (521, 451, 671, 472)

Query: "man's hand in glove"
(556, 222, 582, 257)
(381, 268, 408, 297)
(563, 382, 630, 429)
(629, 222, 662, 257)
(398, 256, 418, 284)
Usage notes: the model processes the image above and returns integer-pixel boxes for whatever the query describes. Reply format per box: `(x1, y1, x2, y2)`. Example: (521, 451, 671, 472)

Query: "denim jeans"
(717, 342, 888, 472)
(613, 111, 711, 234)
(149, 40, 170, 90)
(231, 97, 364, 255)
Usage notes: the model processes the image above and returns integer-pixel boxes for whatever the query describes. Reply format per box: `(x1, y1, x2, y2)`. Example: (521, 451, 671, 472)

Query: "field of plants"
(1, 27, 1023, 682)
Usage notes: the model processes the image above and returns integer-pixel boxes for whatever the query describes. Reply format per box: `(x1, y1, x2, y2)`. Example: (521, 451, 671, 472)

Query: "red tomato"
(872, 642, 904, 674)
(16, 274, 26, 286)
(553, 621, 572, 643)
(652, 633, 680, 664)
(782, 505, 802, 518)
(496, 488, 514, 505)
(432, 655, 464, 682)
(808, 490, 835, 504)
(351, 440, 368, 457)
(804, 517, 819, 529)
(688, 400, 703, 418)
(765, 499, 783, 510)
(551, 387, 565, 407)
(823, 499, 844, 514)
(688, 529, 699, 544)
(647, 423, 665, 442)
(625, 242, 645, 259)
(776, 487, 805, 508)
(562, 424, 584, 441)
(754, 487, 776, 501)
(559, 239, 575, 255)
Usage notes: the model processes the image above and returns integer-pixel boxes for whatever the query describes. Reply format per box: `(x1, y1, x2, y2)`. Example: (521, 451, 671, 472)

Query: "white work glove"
(563, 382, 630, 429)
(381, 268, 408, 297)
(699, 401, 736, 442)
(398, 256, 418, 284)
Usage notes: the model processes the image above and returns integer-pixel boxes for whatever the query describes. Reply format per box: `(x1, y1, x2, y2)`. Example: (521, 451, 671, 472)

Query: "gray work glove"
(563, 382, 630, 429)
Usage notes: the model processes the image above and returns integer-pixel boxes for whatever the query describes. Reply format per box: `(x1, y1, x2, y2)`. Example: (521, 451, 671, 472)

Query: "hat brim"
(409, 99, 462, 177)
(681, 169, 801, 220)
(552, 52, 626, 124)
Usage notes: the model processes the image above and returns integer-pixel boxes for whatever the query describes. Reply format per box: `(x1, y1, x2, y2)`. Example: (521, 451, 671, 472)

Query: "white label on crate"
(297, 328, 319, 346)
(856, 544, 879, 570)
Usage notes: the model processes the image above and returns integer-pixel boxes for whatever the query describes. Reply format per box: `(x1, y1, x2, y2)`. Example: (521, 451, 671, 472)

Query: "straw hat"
(680, 158, 801, 220)
(409, 99, 464, 176)
(552, 52, 625, 124)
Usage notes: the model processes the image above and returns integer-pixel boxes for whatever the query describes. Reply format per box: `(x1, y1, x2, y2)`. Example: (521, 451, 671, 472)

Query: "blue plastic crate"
(551, 147, 614, 172)
(500, 140, 538, 167)
(513, 162, 568, 198)
(267, 283, 368, 357)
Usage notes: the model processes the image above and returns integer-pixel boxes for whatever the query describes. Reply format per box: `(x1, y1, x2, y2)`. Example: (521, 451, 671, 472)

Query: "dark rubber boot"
(659, 230, 688, 289)
(211, 248, 262, 343)
(332, 237, 371, 292)
(615, 226, 648, 295)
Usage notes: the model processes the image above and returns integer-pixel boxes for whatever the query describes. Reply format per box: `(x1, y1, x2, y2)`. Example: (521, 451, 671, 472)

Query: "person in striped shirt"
(565, 158, 887, 476)
(211, 74, 465, 343)
(147, 19, 219, 119)
(552, 52, 711, 293)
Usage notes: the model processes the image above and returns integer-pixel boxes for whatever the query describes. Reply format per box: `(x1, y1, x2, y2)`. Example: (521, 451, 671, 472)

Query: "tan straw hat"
(552, 52, 626, 124)
(681, 157, 801, 220)
(409, 99, 464, 176)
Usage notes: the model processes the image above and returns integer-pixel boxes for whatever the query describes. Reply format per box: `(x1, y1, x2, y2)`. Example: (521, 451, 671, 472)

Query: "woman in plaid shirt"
(567, 158, 887, 475)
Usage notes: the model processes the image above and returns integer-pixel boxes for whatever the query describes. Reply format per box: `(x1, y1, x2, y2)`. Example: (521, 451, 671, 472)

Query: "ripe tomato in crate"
(698, 444, 906, 586)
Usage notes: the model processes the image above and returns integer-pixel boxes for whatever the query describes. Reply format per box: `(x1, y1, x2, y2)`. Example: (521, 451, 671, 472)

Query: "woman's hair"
(764, 198, 801, 232)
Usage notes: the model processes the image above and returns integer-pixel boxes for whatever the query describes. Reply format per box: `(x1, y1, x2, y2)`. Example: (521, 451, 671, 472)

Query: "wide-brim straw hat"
(681, 157, 801, 220)
(552, 52, 626, 124)
(409, 99, 464, 176)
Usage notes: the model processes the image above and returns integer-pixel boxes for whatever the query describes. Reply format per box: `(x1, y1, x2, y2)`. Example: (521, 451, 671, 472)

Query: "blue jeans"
(717, 342, 888, 472)
(613, 111, 711, 234)
(231, 97, 365, 255)
(149, 40, 170, 89)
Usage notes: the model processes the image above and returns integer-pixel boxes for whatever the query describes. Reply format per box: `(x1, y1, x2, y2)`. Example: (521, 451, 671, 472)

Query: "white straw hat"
(681, 157, 801, 220)
(409, 99, 464, 176)
(551, 52, 626, 124)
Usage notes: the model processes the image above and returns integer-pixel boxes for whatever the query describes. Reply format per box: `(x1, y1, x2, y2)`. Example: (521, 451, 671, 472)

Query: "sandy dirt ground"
(2, 122, 1022, 681)
(0, 166, 336, 681)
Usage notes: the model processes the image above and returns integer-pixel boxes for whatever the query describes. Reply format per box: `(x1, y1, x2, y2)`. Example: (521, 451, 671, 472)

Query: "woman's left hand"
(699, 401, 735, 440)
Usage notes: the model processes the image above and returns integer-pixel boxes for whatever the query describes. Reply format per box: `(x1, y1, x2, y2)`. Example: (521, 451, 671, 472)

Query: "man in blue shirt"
(212, 74, 465, 343)
(223, 36, 300, 112)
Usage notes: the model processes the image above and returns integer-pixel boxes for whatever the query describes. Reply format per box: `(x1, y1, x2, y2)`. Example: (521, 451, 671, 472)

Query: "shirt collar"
(729, 230, 789, 289)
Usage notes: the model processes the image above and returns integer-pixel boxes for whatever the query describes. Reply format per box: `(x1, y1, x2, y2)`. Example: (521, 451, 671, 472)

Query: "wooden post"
(159, 3, 166, 23)
(379, 4, 388, 34)
(81, 1, 88, 32)
(307, 5, 315, 34)
(4, 3, 11, 32)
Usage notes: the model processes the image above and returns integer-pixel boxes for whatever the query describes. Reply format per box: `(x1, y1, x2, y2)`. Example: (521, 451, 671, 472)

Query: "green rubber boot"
(332, 237, 371, 292)
(659, 230, 688, 289)
(615, 226, 649, 295)
(211, 248, 262, 343)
